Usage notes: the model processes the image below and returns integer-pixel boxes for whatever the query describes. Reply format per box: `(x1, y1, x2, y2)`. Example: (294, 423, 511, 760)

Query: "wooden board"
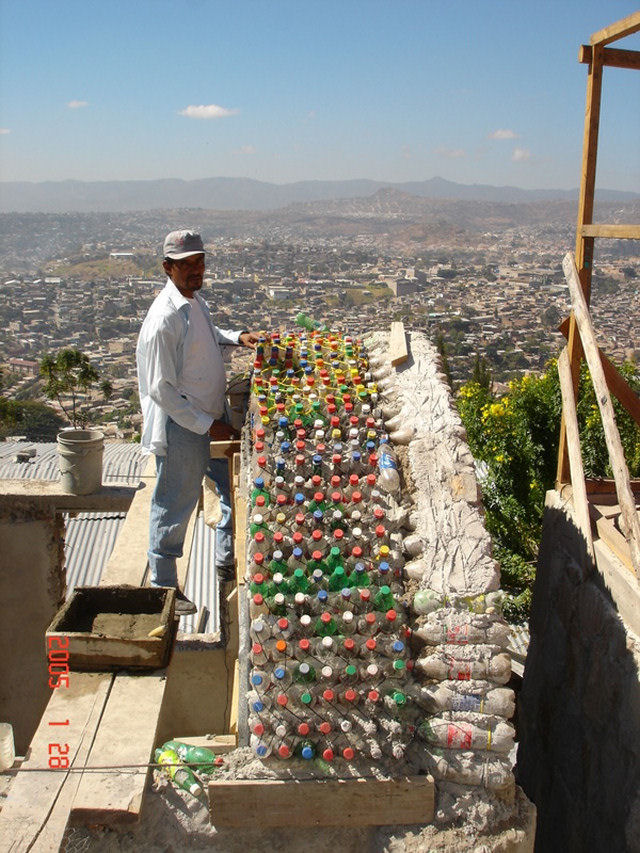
(71, 672, 166, 826)
(388, 321, 408, 366)
(209, 776, 434, 827)
(170, 734, 237, 753)
(100, 456, 156, 587)
(0, 672, 113, 851)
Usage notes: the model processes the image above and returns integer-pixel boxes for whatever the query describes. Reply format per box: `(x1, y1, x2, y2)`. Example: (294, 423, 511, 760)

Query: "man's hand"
(239, 331, 260, 349)
(209, 420, 240, 441)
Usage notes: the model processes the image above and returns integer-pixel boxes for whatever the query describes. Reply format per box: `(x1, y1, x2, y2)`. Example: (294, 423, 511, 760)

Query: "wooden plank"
(209, 776, 435, 828)
(563, 252, 640, 580)
(589, 503, 634, 574)
(0, 481, 135, 512)
(388, 321, 408, 366)
(170, 734, 237, 753)
(590, 11, 640, 46)
(209, 439, 241, 459)
(586, 478, 640, 495)
(580, 45, 640, 70)
(100, 456, 156, 587)
(71, 672, 166, 826)
(0, 672, 113, 851)
(176, 501, 198, 591)
(580, 223, 640, 240)
(558, 316, 640, 427)
(557, 348, 594, 558)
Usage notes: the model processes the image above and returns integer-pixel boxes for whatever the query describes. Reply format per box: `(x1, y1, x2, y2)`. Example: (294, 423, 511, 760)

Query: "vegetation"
(39, 348, 101, 427)
(456, 358, 640, 622)
(0, 397, 64, 441)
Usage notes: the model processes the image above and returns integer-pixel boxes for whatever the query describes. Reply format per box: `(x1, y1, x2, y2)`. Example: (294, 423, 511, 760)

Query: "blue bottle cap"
(293, 547, 303, 559)
(313, 509, 324, 522)
(341, 587, 351, 599)
(379, 561, 390, 575)
(251, 673, 263, 686)
(254, 477, 264, 489)
(392, 640, 405, 653)
(268, 357, 277, 366)
(286, 369, 295, 377)
(251, 700, 265, 712)
(317, 590, 328, 603)
(274, 666, 286, 680)
(305, 365, 313, 374)
(312, 454, 322, 465)
(278, 416, 289, 427)
(276, 458, 285, 471)
(354, 562, 366, 574)
(281, 441, 291, 453)
(294, 493, 305, 505)
(352, 451, 362, 461)
(301, 746, 314, 759)
(256, 744, 268, 757)
(366, 440, 376, 452)
(300, 359, 308, 368)
(333, 443, 343, 454)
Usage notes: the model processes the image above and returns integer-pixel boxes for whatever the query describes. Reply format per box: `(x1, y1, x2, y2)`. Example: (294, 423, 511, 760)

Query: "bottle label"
(378, 453, 397, 470)
(447, 722, 473, 749)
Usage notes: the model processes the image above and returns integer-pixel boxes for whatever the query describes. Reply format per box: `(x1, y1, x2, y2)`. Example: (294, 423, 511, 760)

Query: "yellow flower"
(495, 454, 505, 463)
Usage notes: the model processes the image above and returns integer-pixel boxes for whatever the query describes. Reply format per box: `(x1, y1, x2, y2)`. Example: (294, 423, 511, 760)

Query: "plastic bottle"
(377, 443, 400, 494)
(162, 740, 217, 774)
(155, 746, 203, 797)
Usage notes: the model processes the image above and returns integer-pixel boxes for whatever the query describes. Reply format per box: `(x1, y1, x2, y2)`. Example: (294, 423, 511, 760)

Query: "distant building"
(8, 357, 39, 376)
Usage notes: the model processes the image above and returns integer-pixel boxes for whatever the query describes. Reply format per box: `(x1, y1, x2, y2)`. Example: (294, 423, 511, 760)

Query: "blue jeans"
(148, 417, 233, 587)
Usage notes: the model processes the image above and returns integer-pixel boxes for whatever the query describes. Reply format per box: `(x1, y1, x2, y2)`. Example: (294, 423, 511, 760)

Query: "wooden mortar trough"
(45, 586, 176, 671)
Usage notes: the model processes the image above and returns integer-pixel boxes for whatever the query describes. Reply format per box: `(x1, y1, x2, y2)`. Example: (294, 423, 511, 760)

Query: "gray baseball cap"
(163, 229, 205, 259)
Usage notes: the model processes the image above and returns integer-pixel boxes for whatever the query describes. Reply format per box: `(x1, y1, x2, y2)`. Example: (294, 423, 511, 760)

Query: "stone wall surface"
(517, 489, 640, 853)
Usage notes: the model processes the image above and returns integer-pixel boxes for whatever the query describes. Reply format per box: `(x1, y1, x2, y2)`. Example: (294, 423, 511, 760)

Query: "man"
(136, 229, 258, 616)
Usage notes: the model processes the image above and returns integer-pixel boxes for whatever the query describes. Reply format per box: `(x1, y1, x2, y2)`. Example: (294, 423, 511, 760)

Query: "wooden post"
(562, 253, 640, 579)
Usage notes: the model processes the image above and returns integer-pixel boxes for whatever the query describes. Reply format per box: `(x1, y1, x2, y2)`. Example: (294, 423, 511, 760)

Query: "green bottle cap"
(301, 691, 312, 704)
(393, 659, 406, 672)
(346, 665, 357, 677)
(392, 691, 407, 705)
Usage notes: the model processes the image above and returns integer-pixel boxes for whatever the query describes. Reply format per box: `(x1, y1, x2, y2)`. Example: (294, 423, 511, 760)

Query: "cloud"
(434, 147, 466, 159)
(178, 104, 238, 119)
(489, 128, 518, 140)
(67, 100, 89, 109)
(401, 145, 412, 160)
(0, 128, 10, 135)
(235, 145, 256, 155)
(512, 147, 531, 162)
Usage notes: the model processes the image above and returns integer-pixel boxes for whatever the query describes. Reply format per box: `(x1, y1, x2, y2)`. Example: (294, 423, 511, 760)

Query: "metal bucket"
(57, 429, 104, 495)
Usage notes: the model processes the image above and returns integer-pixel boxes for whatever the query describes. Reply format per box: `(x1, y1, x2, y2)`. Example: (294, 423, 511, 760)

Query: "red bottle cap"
(332, 454, 342, 465)
(331, 491, 342, 503)
(365, 612, 376, 625)
(277, 494, 287, 506)
(254, 441, 265, 452)
(319, 721, 331, 735)
(351, 491, 362, 504)
(349, 474, 359, 486)
(294, 418, 303, 429)
(343, 638, 355, 652)
(252, 722, 264, 736)
(257, 455, 267, 468)
(316, 443, 326, 453)
(295, 513, 305, 525)
(296, 428, 307, 438)
(273, 531, 284, 544)
(360, 589, 371, 603)
(298, 723, 310, 736)
(255, 428, 265, 439)
(252, 593, 264, 605)
(375, 524, 386, 538)
(256, 495, 265, 507)
(252, 643, 263, 655)
(352, 546, 363, 558)
(330, 416, 340, 428)
(366, 638, 376, 651)
(254, 531, 265, 543)
(312, 550, 323, 561)
(298, 638, 310, 651)
(343, 747, 355, 760)
(321, 611, 332, 624)
(312, 529, 322, 542)
(292, 531, 303, 544)
(253, 553, 264, 565)
(314, 492, 324, 503)
(369, 454, 378, 466)
(330, 475, 341, 487)
(373, 506, 384, 520)
(277, 618, 289, 630)
(334, 529, 344, 540)
(350, 416, 359, 426)
(278, 744, 291, 758)
(366, 473, 376, 486)
(295, 441, 305, 452)
(322, 748, 334, 761)
(276, 694, 288, 707)
(312, 475, 322, 487)
(344, 689, 357, 702)
(386, 609, 397, 623)
(368, 690, 380, 702)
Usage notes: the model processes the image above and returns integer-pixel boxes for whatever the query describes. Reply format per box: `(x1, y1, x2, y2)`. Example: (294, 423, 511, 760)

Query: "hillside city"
(0, 196, 638, 440)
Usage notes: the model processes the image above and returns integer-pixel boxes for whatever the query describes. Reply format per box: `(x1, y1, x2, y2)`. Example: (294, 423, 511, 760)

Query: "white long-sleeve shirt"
(136, 279, 242, 455)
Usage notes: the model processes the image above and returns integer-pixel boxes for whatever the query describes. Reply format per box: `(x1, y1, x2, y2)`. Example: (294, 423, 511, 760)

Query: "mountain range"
(1, 175, 638, 214)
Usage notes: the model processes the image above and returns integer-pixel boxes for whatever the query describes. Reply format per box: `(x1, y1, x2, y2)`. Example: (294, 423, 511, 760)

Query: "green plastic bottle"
(296, 312, 329, 333)
(326, 546, 342, 571)
(155, 746, 202, 797)
(374, 585, 396, 612)
(328, 565, 347, 592)
(163, 740, 217, 774)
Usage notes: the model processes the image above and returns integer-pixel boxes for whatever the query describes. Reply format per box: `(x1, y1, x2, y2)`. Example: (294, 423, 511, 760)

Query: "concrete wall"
(0, 505, 65, 754)
(517, 490, 640, 853)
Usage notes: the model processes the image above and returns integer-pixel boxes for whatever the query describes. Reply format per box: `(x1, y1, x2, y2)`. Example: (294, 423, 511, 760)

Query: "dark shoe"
(216, 563, 236, 583)
(174, 589, 197, 617)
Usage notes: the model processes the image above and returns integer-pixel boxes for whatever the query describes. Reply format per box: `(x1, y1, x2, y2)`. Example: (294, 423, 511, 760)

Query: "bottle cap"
(252, 642, 263, 655)
(344, 637, 355, 652)
(344, 689, 357, 702)
(342, 747, 355, 760)
(300, 614, 312, 628)
(360, 589, 371, 602)
(322, 689, 334, 701)
(367, 664, 379, 677)
(345, 664, 357, 677)
(365, 612, 376, 625)
(253, 553, 264, 565)
(366, 638, 376, 651)
(274, 593, 285, 606)
(312, 529, 322, 541)
(321, 636, 333, 650)
(276, 693, 288, 707)
(298, 638, 310, 651)
(301, 745, 314, 760)
(319, 721, 331, 735)
(368, 690, 380, 702)
(278, 744, 291, 758)
(321, 665, 333, 678)
(386, 609, 397, 623)
(312, 550, 323, 562)
(351, 491, 362, 504)
(322, 748, 334, 761)
(298, 723, 310, 736)
(252, 721, 265, 736)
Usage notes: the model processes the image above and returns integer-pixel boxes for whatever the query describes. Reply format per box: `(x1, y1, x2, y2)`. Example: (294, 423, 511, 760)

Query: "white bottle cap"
(273, 550, 283, 561)
(321, 665, 333, 679)
(367, 664, 379, 677)
(340, 719, 352, 732)
(321, 636, 333, 649)
(294, 592, 306, 605)
(253, 514, 263, 524)
(253, 619, 265, 633)
(274, 593, 285, 606)
(275, 724, 288, 738)
(300, 614, 312, 628)
(342, 611, 354, 623)
(352, 527, 362, 539)
(273, 572, 284, 584)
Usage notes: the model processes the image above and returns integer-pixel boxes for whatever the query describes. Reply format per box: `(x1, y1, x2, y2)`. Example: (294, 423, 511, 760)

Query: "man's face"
(163, 253, 205, 298)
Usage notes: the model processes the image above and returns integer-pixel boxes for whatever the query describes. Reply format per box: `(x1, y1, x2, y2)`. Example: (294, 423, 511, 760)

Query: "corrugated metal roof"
(0, 440, 144, 485)
(180, 511, 221, 634)
(64, 511, 126, 591)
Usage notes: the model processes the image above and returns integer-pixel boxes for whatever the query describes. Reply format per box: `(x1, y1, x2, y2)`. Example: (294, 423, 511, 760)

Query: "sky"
(0, 0, 638, 191)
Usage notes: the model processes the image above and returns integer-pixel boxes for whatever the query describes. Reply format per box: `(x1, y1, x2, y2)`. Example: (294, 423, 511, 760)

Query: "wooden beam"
(563, 252, 640, 579)
(589, 503, 634, 574)
(580, 45, 640, 70)
(557, 348, 594, 559)
(580, 224, 640, 240)
(388, 321, 408, 366)
(170, 734, 237, 753)
(590, 11, 640, 47)
(209, 440, 241, 459)
(558, 316, 640, 427)
(586, 478, 640, 495)
(0, 672, 113, 851)
(100, 456, 156, 587)
(71, 672, 166, 826)
(209, 776, 435, 828)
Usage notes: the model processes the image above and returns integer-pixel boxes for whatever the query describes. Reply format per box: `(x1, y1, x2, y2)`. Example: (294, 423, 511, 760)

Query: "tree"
(40, 348, 100, 427)
(100, 379, 114, 402)
(0, 398, 64, 441)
